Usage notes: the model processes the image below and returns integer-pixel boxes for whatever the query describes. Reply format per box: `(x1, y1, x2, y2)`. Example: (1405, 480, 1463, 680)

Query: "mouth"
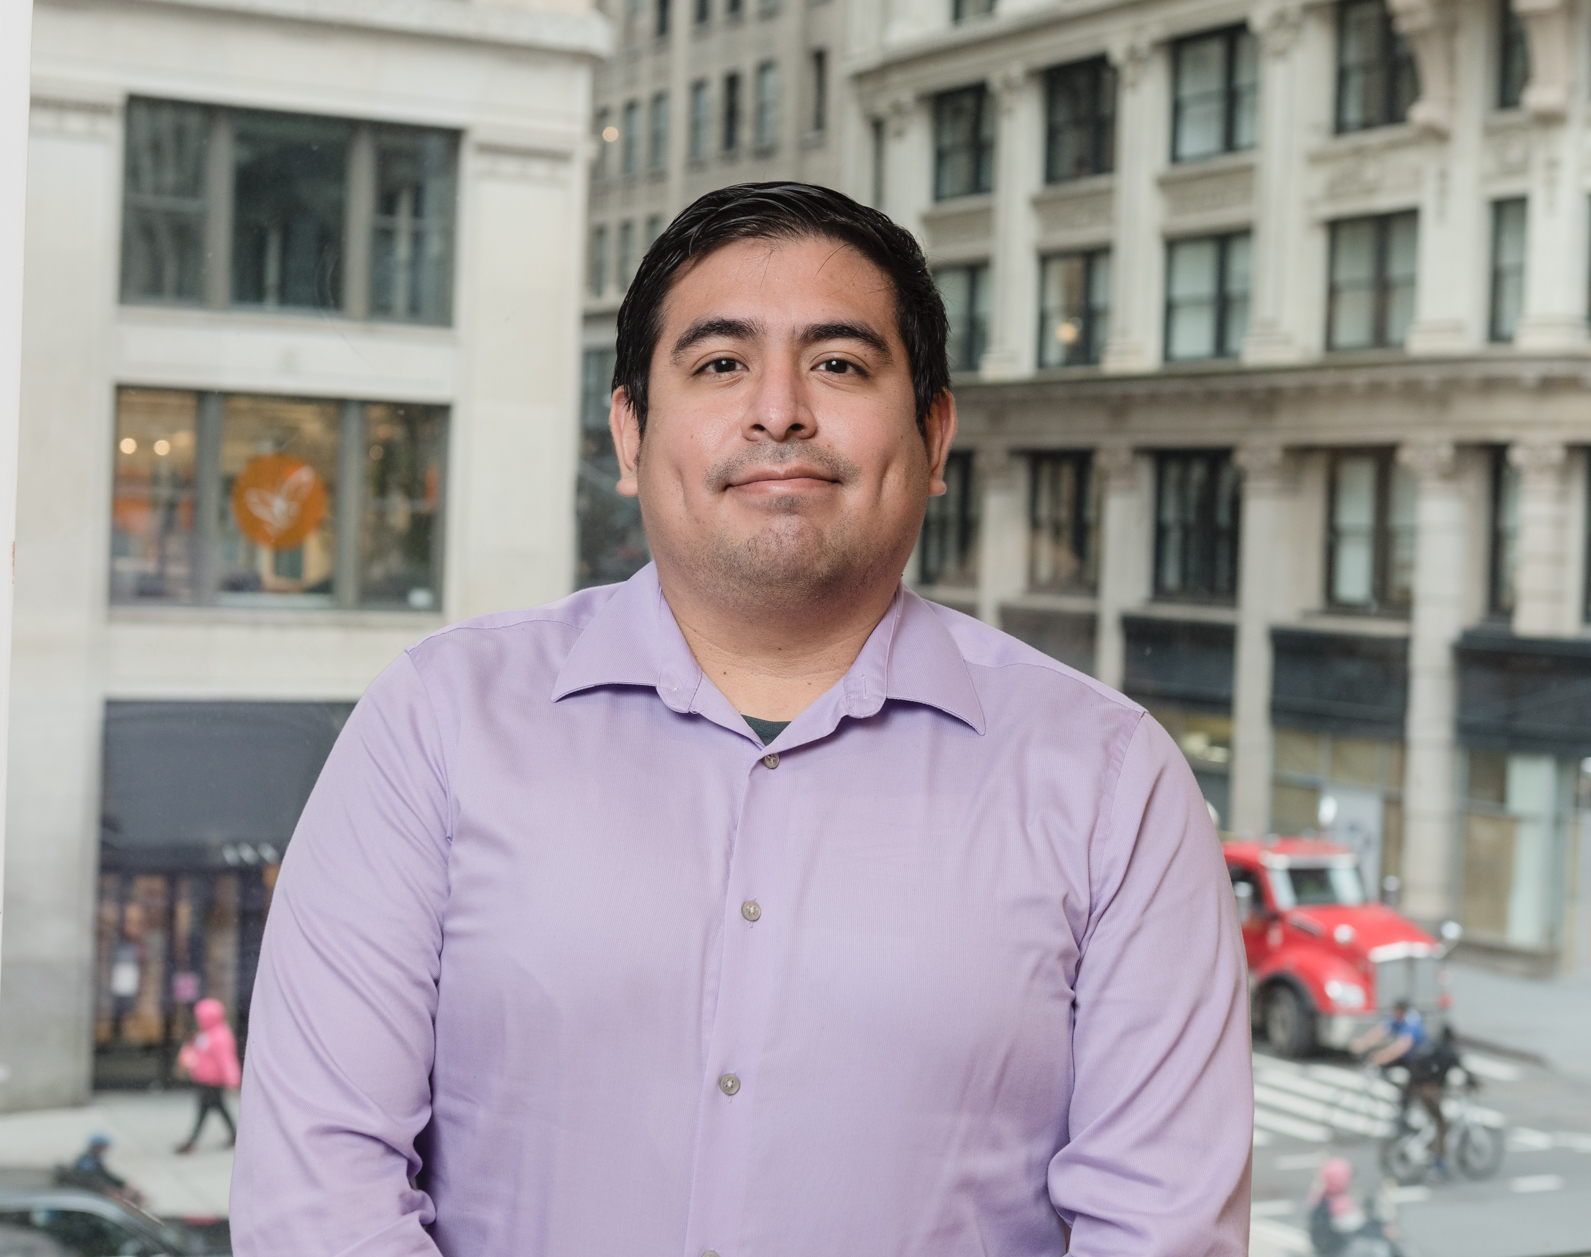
(726, 466, 842, 492)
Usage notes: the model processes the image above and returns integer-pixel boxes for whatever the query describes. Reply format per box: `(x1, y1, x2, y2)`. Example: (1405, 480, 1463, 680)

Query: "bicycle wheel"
(1456, 1120, 1505, 1180)
(1379, 1130, 1431, 1186)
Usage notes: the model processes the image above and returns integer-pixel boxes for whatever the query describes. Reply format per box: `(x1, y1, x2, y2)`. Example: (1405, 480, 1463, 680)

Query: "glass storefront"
(1271, 727, 1405, 895)
(1149, 705, 1233, 829)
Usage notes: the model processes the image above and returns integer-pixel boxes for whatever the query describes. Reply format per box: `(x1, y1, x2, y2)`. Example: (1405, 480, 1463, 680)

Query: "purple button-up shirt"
(231, 565, 1252, 1256)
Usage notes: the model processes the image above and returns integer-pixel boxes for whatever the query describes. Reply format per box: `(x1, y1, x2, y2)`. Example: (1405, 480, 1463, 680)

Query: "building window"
(1490, 198, 1527, 343)
(1459, 749, 1570, 949)
(1327, 450, 1416, 612)
(953, 0, 996, 19)
(754, 61, 780, 150)
(1154, 450, 1240, 603)
(621, 100, 641, 174)
(1327, 211, 1418, 350)
(1336, 0, 1418, 133)
(920, 450, 978, 587)
(1165, 232, 1251, 361)
(656, 0, 671, 37)
(934, 263, 991, 372)
(1489, 447, 1521, 618)
(618, 220, 636, 290)
(588, 224, 607, 297)
(695, 0, 710, 24)
(933, 85, 995, 201)
(577, 346, 649, 588)
(1029, 451, 1098, 592)
(726, 0, 742, 15)
(649, 93, 670, 171)
(645, 214, 664, 251)
(121, 98, 456, 325)
(689, 80, 710, 160)
(723, 72, 742, 152)
(1044, 57, 1116, 183)
(811, 49, 828, 134)
(1499, 2, 1530, 108)
(594, 107, 612, 178)
(1038, 250, 1111, 367)
(871, 118, 886, 208)
(1272, 729, 1406, 893)
(1172, 27, 1258, 162)
(111, 387, 445, 609)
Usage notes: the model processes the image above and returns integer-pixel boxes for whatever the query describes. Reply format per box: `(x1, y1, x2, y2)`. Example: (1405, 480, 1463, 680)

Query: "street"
(1250, 1045, 1591, 1257)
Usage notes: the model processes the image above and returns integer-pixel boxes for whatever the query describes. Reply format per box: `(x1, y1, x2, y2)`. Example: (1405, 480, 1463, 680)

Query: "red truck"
(1224, 837, 1453, 1058)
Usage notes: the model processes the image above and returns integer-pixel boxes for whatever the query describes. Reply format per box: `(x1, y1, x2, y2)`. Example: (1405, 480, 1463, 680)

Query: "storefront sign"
(231, 453, 326, 550)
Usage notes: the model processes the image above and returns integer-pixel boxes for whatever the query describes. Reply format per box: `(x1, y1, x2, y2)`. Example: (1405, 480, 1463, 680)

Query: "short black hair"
(612, 182, 950, 435)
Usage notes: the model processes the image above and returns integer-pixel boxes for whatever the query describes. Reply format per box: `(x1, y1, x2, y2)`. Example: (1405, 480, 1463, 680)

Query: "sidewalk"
(1447, 961, 1591, 1084)
(0, 1088, 232, 1217)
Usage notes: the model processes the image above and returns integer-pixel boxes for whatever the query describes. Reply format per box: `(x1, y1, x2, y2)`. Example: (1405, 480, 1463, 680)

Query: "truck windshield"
(1268, 864, 1366, 908)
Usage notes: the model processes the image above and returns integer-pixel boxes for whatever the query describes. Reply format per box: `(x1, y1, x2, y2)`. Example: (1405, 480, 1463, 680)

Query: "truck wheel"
(1264, 985, 1316, 1059)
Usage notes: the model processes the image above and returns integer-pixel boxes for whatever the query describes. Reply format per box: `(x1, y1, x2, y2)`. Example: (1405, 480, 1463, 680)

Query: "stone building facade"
(850, 0, 1591, 973)
(5, 0, 606, 1109)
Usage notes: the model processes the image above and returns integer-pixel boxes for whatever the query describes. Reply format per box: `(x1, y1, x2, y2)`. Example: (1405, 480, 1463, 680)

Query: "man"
(232, 182, 1252, 1255)
(1353, 1000, 1449, 1175)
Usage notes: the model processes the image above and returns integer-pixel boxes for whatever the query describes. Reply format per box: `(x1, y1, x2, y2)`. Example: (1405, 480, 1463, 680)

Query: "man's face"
(610, 234, 955, 610)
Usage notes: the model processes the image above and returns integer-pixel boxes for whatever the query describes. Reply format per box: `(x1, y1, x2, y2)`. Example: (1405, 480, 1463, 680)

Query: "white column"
(975, 449, 1027, 628)
(979, 65, 1040, 381)
(0, 0, 30, 1005)
(1093, 444, 1152, 690)
(1242, 5, 1307, 365)
(1101, 37, 1165, 373)
(1515, 132, 1588, 350)
(1229, 443, 1298, 836)
(882, 93, 929, 240)
(1399, 439, 1467, 923)
(1509, 438, 1570, 637)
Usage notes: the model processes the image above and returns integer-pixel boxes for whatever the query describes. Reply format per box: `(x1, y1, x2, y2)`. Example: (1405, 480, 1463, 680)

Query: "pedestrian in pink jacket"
(176, 998, 240, 1153)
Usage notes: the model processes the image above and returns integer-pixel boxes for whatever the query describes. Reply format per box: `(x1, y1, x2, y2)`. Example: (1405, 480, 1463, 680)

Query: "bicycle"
(1379, 1078, 1506, 1185)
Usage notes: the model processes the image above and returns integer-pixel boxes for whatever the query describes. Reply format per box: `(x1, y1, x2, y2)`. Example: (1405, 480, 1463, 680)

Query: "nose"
(742, 353, 815, 443)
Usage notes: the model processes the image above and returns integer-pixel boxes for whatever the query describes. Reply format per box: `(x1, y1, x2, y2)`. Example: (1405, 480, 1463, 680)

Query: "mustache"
(705, 443, 860, 491)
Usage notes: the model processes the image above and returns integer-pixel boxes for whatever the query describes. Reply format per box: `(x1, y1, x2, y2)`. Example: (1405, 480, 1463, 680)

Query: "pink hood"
(182, 998, 242, 1088)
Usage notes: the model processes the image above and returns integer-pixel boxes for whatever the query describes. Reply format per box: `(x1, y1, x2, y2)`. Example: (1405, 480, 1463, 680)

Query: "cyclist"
(1352, 1000, 1450, 1176)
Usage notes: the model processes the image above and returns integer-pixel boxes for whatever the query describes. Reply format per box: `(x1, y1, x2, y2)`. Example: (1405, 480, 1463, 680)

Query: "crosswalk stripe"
(1253, 1107, 1332, 1142)
(1510, 1174, 1564, 1194)
(1253, 1084, 1390, 1138)
(1256, 1068, 1399, 1116)
(1464, 1053, 1523, 1083)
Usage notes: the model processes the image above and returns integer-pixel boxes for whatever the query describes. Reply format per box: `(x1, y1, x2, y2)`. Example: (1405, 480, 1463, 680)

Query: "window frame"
(1326, 210, 1419, 351)
(723, 72, 742, 152)
(1334, 0, 1419, 134)
(1037, 248, 1111, 368)
(934, 261, 991, 373)
(811, 48, 828, 135)
(621, 99, 641, 175)
(1027, 449, 1099, 593)
(1324, 448, 1414, 614)
(588, 224, 607, 297)
(1171, 25, 1259, 163)
(753, 60, 780, 151)
(952, 0, 996, 21)
(1163, 231, 1251, 362)
(932, 84, 995, 201)
(1489, 446, 1521, 618)
(1152, 449, 1242, 605)
(920, 449, 979, 587)
(1043, 56, 1117, 184)
(1499, 0, 1530, 109)
(1489, 197, 1527, 344)
(648, 92, 669, 172)
(688, 79, 710, 161)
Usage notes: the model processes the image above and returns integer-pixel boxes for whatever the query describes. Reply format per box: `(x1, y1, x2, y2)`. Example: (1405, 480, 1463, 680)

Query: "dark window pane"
(231, 112, 349, 311)
(576, 347, 649, 587)
(1038, 250, 1111, 367)
(360, 404, 446, 609)
(1154, 450, 1241, 601)
(371, 127, 456, 326)
(935, 263, 990, 371)
(121, 98, 209, 303)
(934, 85, 992, 200)
(921, 450, 978, 586)
(1490, 197, 1527, 342)
(1045, 58, 1115, 183)
(1029, 452, 1097, 591)
(1500, 3, 1530, 108)
(1173, 33, 1227, 160)
(111, 389, 199, 603)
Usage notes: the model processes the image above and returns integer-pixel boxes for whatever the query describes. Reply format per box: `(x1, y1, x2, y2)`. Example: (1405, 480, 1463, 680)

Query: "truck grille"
(1374, 951, 1440, 1012)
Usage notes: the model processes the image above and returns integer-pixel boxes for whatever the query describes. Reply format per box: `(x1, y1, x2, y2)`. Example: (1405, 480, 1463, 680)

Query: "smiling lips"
(727, 465, 840, 492)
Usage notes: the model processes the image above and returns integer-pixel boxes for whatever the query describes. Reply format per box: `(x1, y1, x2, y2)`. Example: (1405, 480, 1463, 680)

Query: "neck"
(658, 566, 903, 721)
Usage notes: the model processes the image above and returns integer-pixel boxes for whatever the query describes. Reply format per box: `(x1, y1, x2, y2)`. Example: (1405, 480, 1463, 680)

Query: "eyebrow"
(669, 316, 893, 362)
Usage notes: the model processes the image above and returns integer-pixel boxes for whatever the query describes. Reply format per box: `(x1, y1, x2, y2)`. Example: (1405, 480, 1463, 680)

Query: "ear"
(609, 386, 642, 499)
(922, 390, 959, 497)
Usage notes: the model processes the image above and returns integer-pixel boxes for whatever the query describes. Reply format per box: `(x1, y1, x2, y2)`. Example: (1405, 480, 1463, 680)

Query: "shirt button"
(718, 1072, 740, 1096)
(741, 900, 761, 922)
(761, 752, 779, 769)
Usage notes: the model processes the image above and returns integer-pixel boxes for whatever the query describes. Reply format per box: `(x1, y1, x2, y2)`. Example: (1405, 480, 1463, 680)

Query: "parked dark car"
(0, 1170, 229, 1256)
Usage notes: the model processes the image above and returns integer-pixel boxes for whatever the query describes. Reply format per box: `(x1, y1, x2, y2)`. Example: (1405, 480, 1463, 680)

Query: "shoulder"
(406, 584, 620, 669)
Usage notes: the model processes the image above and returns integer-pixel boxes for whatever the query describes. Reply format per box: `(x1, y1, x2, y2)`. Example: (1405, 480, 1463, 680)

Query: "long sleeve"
(1047, 713, 1253, 1256)
(231, 651, 453, 1257)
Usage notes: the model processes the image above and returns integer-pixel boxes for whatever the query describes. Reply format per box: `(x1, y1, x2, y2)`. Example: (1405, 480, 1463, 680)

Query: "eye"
(700, 357, 742, 375)
(816, 357, 864, 376)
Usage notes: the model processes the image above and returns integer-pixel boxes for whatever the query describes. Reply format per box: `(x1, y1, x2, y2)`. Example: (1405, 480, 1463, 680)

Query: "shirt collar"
(551, 563, 986, 736)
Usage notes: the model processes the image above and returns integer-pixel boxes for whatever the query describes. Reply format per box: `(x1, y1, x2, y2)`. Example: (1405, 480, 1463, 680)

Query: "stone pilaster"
(1387, 0, 1456, 136)
(975, 448, 1028, 628)
(881, 92, 928, 239)
(979, 66, 1040, 380)
(1242, 3, 1306, 365)
(1398, 438, 1466, 923)
(1229, 441, 1298, 836)
(1509, 438, 1570, 636)
(1093, 443, 1152, 689)
(1101, 34, 1163, 373)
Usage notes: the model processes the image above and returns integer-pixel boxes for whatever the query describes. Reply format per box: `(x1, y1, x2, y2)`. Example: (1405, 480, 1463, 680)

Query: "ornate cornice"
(1507, 437, 1569, 476)
(1397, 437, 1457, 482)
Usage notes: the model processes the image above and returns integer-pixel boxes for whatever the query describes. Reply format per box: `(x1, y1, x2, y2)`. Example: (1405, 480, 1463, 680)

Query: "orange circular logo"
(231, 454, 327, 550)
